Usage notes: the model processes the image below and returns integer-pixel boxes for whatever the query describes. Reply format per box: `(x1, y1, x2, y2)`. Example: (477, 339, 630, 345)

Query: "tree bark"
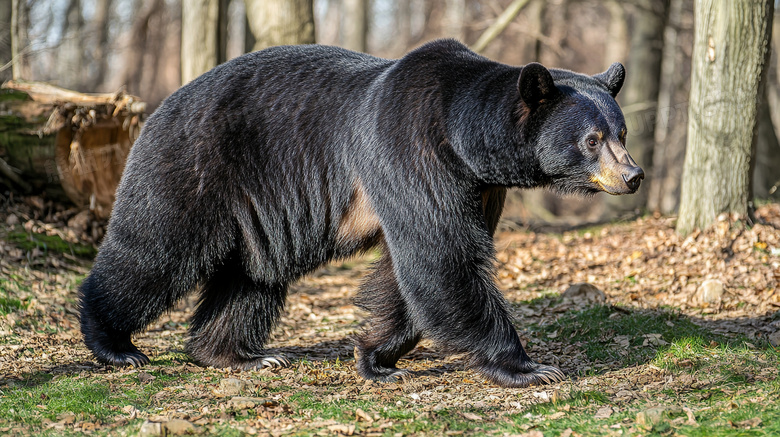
(181, 0, 228, 85)
(605, 0, 669, 216)
(677, 0, 774, 235)
(245, 0, 315, 51)
(341, 0, 368, 52)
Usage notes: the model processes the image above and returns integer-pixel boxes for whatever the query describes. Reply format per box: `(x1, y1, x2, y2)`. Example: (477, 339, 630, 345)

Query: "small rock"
(696, 279, 724, 305)
(26, 196, 44, 210)
(67, 210, 91, 234)
(164, 419, 197, 435)
(562, 283, 606, 305)
(138, 372, 155, 384)
(229, 396, 273, 410)
(138, 421, 163, 437)
(219, 378, 247, 395)
(57, 413, 76, 425)
(636, 407, 669, 430)
(734, 417, 762, 429)
(594, 406, 613, 419)
(769, 331, 780, 347)
(5, 214, 19, 226)
(355, 408, 373, 423)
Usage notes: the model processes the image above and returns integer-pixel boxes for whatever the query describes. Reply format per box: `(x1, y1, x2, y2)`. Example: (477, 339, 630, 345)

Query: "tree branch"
(470, 0, 532, 53)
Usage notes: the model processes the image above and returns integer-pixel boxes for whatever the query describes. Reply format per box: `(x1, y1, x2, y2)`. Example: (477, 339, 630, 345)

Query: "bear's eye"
(587, 138, 599, 148)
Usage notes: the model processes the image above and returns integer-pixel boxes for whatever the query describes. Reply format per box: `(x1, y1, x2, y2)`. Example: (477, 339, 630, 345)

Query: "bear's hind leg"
(187, 261, 289, 370)
(355, 250, 421, 382)
(80, 272, 151, 367)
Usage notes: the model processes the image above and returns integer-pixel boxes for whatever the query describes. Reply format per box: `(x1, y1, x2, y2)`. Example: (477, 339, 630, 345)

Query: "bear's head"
(519, 62, 644, 196)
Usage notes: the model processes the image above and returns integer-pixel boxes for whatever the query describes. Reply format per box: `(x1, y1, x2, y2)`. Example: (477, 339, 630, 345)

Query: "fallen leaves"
(1, 201, 779, 436)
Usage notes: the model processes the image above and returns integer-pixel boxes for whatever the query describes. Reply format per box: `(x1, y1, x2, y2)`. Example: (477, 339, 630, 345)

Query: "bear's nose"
(622, 167, 644, 192)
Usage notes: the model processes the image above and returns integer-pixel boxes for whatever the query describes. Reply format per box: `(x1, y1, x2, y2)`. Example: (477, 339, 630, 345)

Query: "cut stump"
(0, 80, 145, 218)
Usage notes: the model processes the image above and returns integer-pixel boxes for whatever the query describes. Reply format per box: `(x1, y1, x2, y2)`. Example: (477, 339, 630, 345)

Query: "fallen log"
(0, 80, 145, 218)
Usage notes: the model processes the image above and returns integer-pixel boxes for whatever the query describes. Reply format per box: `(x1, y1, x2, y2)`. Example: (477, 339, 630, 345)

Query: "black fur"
(79, 39, 638, 387)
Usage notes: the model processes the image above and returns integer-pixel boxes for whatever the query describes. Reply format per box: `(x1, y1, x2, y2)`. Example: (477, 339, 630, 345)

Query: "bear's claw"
(242, 355, 291, 370)
(477, 361, 566, 388)
(95, 350, 150, 368)
(260, 355, 291, 368)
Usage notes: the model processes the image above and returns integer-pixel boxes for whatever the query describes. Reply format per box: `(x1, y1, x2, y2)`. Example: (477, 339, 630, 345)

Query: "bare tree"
(122, 0, 164, 93)
(10, 0, 29, 80)
(245, 0, 315, 51)
(58, 0, 85, 89)
(181, 0, 228, 84)
(604, 1, 628, 65)
(89, 0, 112, 90)
(342, 0, 367, 52)
(677, 0, 774, 235)
(0, 0, 11, 82)
(647, 0, 685, 214)
(444, 0, 466, 40)
(605, 0, 669, 216)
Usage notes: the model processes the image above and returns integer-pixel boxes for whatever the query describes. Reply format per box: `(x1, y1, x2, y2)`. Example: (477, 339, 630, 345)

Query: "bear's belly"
(335, 181, 382, 254)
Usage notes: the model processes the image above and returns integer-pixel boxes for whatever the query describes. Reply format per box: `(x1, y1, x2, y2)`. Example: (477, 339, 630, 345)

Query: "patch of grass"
(542, 305, 732, 368)
(288, 391, 377, 422)
(0, 278, 31, 316)
(6, 230, 97, 259)
(1, 376, 120, 425)
(0, 296, 28, 315)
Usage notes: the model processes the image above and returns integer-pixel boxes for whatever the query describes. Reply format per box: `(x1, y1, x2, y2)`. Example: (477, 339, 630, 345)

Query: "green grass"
(0, 375, 152, 425)
(540, 304, 739, 368)
(6, 230, 97, 259)
(0, 277, 31, 316)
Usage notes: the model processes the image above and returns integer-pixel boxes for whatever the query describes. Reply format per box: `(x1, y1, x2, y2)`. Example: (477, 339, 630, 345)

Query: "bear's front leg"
(382, 215, 566, 388)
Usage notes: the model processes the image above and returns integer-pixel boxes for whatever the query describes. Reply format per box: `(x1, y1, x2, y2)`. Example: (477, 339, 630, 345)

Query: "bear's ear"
(518, 62, 560, 107)
(593, 62, 625, 98)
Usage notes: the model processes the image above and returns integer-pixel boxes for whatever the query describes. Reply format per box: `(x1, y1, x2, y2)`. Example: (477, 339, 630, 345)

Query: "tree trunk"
(0, 0, 12, 83)
(647, 0, 685, 214)
(121, 0, 164, 93)
(89, 0, 112, 90)
(754, 85, 780, 200)
(677, 0, 774, 235)
(605, 0, 669, 216)
(181, 0, 228, 85)
(342, 0, 368, 52)
(444, 0, 466, 41)
(0, 81, 145, 218)
(604, 1, 628, 66)
(58, 0, 84, 90)
(245, 0, 315, 51)
(10, 0, 29, 80)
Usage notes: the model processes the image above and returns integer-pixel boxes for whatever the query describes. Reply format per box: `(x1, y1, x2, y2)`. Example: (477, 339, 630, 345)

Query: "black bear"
(79, 39, 643, 388)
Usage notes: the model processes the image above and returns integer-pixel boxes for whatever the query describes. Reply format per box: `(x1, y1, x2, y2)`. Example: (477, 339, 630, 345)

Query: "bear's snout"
(621, 166, 644, 193)
(592, 141, 644, 195)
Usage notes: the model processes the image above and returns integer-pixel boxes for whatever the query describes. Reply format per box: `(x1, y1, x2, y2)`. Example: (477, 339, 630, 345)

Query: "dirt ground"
(0, 199, 779, 435)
